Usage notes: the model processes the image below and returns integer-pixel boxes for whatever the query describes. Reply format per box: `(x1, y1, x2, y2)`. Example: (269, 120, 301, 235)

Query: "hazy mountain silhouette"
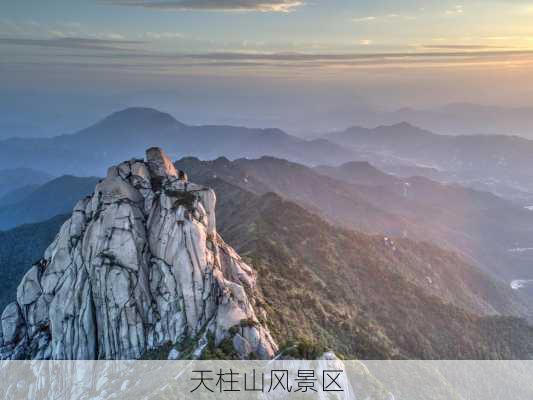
(0, 107, 355, 176)
(0, 175, 99, 230)
(325, 122, 533, 203)
(388, 103, 533, 137)
(318, 103, 533, 138)
(0, 168, 53, 197)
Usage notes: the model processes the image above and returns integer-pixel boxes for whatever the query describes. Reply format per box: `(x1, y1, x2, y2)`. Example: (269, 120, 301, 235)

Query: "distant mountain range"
(3, 107, 533, 206)
(0, 107, 354, 176)
(324, 122, 533, 204)
(0, 168, 53, 198)
(314, 103, 533, 138)
(5, 102, 533, 140)
(0, 175, 99, 230)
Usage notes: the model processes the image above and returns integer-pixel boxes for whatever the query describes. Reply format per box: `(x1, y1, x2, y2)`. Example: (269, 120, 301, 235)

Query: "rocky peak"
(0, 148, 277, 360)
(146, 147, 179, 179)
(101, 107, 182, 128)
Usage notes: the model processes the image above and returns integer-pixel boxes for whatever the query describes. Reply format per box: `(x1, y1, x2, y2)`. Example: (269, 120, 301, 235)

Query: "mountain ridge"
(0, 175, 100, 230)
(329, 121, 532, 143)
(208, 178, 533, 359)
(3, 107, 533, 206)
(323, 121, 533, 204)
(0, 107, 355, 176)
(0, 168, 53, 198)
(174, 155, 533, 289)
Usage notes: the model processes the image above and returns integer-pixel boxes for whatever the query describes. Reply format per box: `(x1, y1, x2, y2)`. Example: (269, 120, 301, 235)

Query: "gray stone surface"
(0, 148, 277, 360)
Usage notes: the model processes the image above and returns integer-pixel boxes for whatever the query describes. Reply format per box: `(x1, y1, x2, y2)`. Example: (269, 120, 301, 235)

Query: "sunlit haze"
(2, 0, 533, 134)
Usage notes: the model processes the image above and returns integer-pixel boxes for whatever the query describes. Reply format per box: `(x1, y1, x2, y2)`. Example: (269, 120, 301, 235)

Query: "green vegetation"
(208, 179, 533, 360)
(279, 338, 328, 360)
(239, 318, 258, 328)
(201, 333, 240, 360)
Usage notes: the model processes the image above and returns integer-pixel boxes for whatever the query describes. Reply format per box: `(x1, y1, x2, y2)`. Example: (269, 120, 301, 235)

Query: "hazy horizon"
(2, 0, 533, 137)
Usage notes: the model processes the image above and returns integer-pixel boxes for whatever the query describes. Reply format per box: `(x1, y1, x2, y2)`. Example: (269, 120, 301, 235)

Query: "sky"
(1, 0, 533, 135)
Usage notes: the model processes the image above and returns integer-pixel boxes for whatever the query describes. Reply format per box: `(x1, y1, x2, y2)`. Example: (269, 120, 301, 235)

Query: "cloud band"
(100, 0, 303, 12)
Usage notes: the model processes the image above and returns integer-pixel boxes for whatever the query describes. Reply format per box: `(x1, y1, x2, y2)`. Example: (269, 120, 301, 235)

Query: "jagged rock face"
(0, 148, 277, 360)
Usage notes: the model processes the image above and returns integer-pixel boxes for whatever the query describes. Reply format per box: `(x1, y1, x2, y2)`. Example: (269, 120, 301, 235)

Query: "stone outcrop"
(0, 148, 277, 360)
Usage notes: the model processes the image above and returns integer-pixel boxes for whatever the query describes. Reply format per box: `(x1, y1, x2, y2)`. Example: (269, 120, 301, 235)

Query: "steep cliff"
(0, 148, 276, 360)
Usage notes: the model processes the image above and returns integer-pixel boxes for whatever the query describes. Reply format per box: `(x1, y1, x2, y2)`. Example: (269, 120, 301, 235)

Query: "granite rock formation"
(0, 148, 277, 360)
